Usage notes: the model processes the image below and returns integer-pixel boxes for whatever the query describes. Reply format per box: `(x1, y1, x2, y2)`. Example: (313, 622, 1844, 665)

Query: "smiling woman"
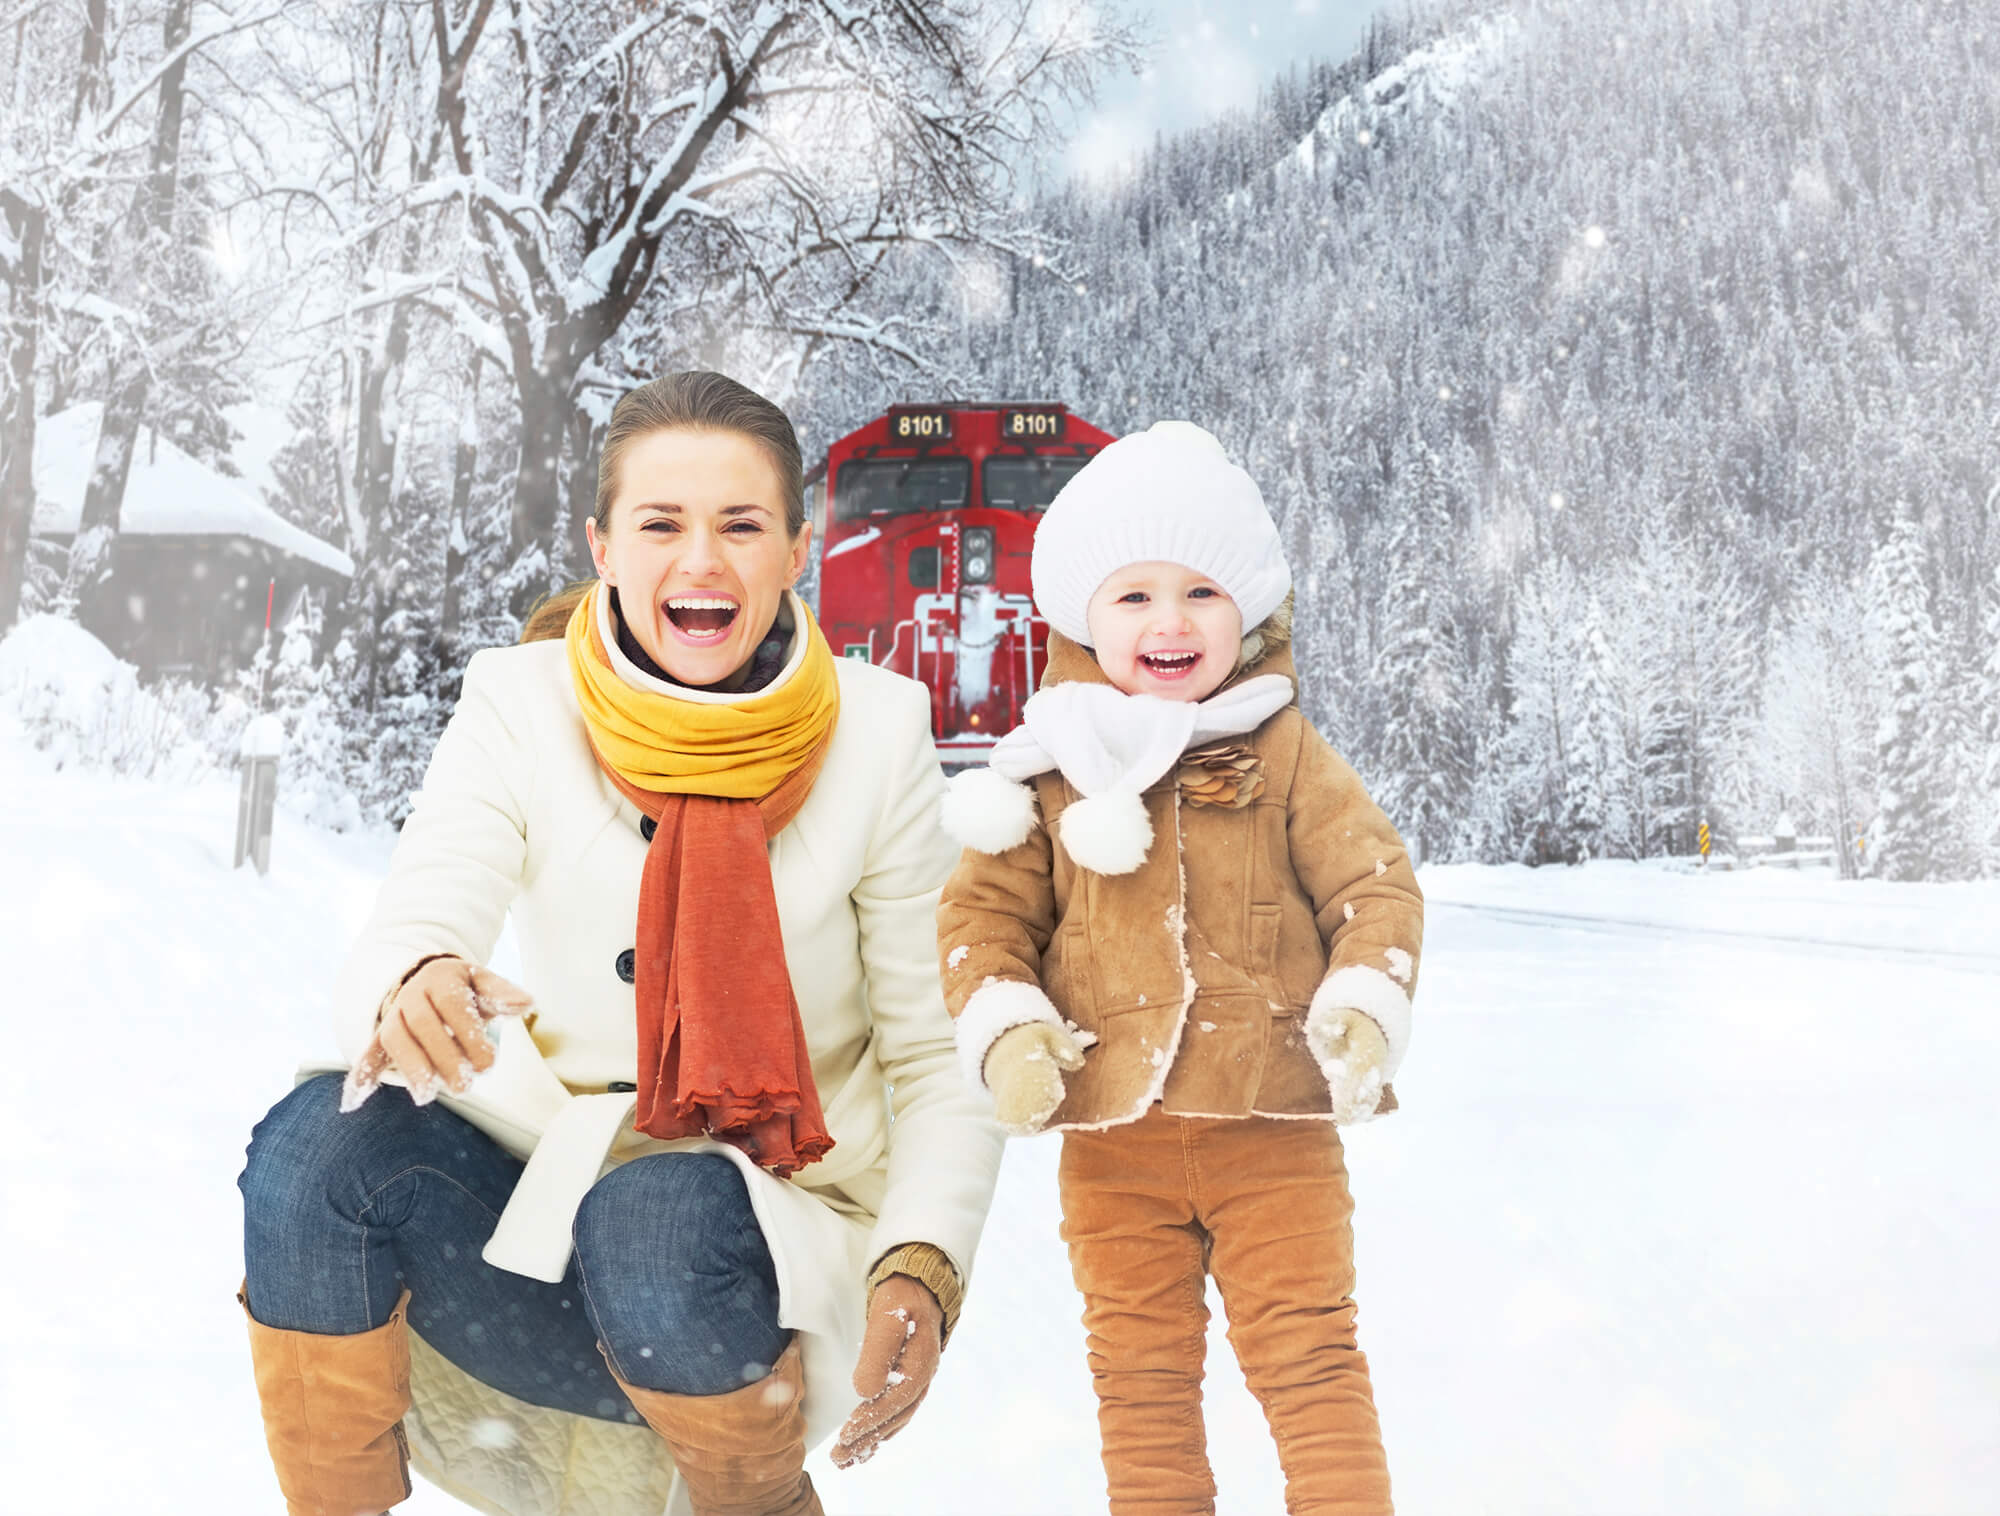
(236, 371, 1003, 1516)
(521, 374, 813, 691)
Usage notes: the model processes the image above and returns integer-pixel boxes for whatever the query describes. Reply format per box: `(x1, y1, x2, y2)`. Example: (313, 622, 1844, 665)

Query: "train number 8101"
(890, 409, 952, 441)
(1001, 407, 1063, 440)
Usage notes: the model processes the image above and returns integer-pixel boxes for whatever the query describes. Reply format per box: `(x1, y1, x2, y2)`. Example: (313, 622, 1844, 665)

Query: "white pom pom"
(1144, 419, 1228, 456)
(1057, 790, 1154, 875)
(940, 766, 1038, 854)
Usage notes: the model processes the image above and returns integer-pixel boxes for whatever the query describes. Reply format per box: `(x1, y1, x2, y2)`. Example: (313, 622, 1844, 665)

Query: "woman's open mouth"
(1138, 649, 1202, 680)
(663, 595, 740, 645)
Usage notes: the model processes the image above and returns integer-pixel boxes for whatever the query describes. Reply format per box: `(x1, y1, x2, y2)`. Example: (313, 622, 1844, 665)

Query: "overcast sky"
(1060, 0, 1389, 181)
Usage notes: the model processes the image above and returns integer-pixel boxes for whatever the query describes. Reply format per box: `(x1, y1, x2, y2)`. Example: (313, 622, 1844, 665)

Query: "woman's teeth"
(665, 597, 738, 638)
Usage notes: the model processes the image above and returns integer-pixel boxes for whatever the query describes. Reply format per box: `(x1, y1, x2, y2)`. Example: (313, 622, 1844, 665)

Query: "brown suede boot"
(238, 1282, 415, 1516)
(605, 1337, 823, 1516)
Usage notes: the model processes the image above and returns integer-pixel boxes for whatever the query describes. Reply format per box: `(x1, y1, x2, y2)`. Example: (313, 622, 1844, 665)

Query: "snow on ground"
(2, 714, 1996, 1513)
(1421, 857, 2000, 965)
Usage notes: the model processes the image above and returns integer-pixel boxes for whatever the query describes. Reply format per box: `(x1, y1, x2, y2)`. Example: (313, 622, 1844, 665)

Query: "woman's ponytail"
(519, 581, 595, 643)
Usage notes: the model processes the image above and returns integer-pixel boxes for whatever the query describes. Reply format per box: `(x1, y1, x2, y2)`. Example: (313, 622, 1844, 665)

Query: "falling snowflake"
(470, 1417, 519, 1450)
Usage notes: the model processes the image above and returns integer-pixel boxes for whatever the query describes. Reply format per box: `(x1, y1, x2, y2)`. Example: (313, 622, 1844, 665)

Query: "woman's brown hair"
(518, 372, 807, 643)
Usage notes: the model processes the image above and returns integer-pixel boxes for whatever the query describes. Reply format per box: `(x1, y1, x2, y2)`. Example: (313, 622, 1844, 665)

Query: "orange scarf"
(565, 584, 840, 1176)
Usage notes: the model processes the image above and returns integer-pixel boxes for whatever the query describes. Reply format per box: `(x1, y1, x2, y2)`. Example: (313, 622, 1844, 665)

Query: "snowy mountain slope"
(960, 0, 2000, 879)
(4, 705, 1998, 1513)
(1287, 10, 1520, 178)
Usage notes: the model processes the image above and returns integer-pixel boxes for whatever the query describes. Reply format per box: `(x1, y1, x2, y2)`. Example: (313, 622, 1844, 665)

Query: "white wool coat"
(303, 591, 1004, 1516)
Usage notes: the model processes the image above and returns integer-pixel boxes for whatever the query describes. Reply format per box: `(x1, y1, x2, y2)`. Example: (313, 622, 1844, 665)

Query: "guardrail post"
(234, 714, 285, 876)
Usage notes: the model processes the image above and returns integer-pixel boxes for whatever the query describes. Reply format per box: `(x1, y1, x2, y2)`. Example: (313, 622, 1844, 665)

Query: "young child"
(936, 420, 1422, 1516)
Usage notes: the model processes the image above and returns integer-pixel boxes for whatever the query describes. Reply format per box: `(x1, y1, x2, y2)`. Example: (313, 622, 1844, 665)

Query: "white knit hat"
(1031, 420, 1291, 647)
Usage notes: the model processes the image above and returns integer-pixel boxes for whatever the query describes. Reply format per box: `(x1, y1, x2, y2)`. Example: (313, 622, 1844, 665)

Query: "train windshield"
(981, 454, 1089, 513)
(833, 458, 971, 522)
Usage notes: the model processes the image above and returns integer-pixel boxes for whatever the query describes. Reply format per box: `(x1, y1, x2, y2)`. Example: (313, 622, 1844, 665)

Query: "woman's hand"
(340, 957, 535, 1112)
(830, 1275, 945, 1468)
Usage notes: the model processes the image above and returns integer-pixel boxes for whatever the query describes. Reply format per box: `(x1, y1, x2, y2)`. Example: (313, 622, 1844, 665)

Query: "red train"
(815, 402, 1115, 765)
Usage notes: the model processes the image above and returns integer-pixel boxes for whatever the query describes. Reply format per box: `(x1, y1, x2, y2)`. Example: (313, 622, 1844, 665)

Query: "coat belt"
(481, 1089, 640, 1284)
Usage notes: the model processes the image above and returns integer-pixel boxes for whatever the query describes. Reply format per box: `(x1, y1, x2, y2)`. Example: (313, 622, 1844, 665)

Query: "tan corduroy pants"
(1058, 1108, 1392, 1516)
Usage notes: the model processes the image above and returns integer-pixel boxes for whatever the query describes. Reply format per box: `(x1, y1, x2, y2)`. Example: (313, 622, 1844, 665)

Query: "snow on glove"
(1308, 1006, 1390, 1124)
(831, 1274, 944, 1468)
(983, 1020, 1087, 1135)
(342, 956, 535, 1111)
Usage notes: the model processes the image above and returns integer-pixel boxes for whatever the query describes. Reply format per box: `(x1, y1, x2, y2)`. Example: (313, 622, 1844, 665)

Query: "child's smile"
(1085, 561, 1244, 701)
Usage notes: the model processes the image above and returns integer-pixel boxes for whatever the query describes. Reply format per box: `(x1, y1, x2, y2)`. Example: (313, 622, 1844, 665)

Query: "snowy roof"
(31, 403, 353, 577)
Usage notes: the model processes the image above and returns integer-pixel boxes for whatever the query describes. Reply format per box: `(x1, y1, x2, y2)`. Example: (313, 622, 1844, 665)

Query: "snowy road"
(1435, 899, 2000, 971)
(3, 734, 1996, 1514)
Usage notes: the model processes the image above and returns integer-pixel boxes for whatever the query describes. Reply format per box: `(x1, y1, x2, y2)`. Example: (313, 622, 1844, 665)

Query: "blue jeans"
(238, 1073, 791, 1420)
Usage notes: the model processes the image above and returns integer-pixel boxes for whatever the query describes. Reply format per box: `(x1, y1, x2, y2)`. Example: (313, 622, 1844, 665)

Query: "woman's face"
(585, 427, 812, 689)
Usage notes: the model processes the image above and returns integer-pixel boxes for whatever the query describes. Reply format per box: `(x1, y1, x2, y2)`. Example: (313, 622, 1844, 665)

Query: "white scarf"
(941, 674, 1295, 875)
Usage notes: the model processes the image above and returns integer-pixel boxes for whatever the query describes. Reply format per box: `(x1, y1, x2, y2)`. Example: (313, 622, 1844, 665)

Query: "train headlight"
(962, 527, 995, 585)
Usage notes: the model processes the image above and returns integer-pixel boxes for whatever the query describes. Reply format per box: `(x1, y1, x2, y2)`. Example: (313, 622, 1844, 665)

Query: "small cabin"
(30, 403, 353, 681)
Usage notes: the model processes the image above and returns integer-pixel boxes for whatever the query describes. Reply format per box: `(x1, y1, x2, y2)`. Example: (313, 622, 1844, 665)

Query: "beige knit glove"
(831, 1273, 945, 1468)
(1310, 1007, 1390, 1124)
(342, 955, 535, 1112)
(983, 1021, 1087, 1135)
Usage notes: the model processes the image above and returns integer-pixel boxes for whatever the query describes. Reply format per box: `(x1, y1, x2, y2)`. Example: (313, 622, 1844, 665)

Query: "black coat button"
(616, 949, 636, 983)
(639, 814, 656, 842)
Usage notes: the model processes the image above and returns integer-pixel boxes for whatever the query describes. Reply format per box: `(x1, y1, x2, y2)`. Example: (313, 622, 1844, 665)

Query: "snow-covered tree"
(1974, 548, 2000, 878)
(249, 0, 1139, 612)
(1865, 503, 1952, 881)
(1755, 572, 1877, 880)
(2, 0, 281, 628)
(0, 181, 47, 632)
(202, 0, 1138, 822)
(1499, 555, 1586, 864)
(267, 598, 362, 832)
(1564, 593, 1622, 859)
(1620, 521, 1762, 857)
(1371, 435, 1473, 864)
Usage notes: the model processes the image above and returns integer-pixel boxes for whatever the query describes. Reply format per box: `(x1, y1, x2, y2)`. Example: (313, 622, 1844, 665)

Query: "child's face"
(1084, 561, 1244, 701)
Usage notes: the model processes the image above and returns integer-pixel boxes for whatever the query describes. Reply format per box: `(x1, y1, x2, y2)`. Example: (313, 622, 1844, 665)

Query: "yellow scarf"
(564, 583, 840, 798)
(564, 581, 844, 1174)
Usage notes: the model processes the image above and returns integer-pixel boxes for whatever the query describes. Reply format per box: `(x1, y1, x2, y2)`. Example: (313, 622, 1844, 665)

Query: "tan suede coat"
(936, 628, 1424, 1129)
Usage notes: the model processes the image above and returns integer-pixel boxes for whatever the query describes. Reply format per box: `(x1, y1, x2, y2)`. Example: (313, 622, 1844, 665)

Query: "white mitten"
(982, 1021, 1088, 1135)
(1307, 1006, 1389, 1124)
